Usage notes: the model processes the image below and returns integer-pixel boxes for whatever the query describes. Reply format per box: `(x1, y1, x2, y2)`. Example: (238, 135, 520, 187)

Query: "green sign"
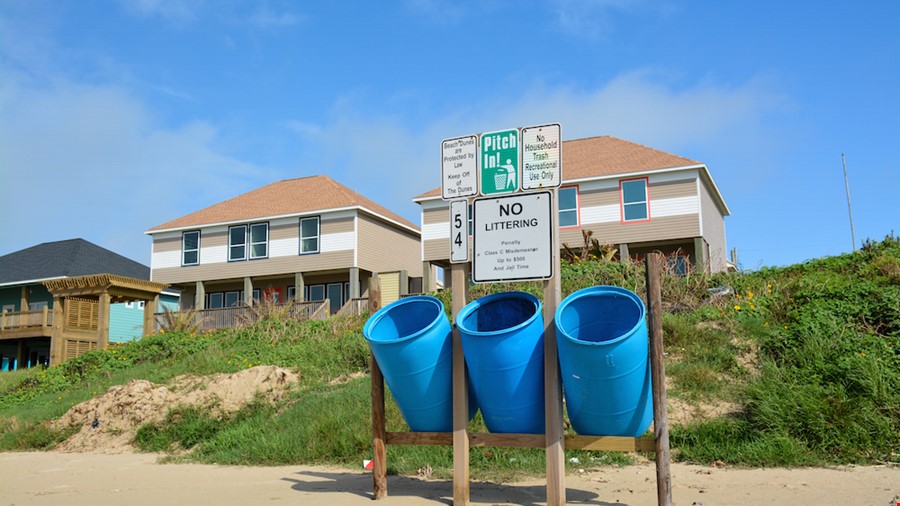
(480, 129, 519, 195)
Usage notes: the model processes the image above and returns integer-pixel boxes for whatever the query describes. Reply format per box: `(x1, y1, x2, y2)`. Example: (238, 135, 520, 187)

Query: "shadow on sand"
(282, 470, 628, 505)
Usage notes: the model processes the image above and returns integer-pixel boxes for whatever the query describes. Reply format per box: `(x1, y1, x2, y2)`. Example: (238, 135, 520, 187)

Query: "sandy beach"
(2, 451, 897, 506)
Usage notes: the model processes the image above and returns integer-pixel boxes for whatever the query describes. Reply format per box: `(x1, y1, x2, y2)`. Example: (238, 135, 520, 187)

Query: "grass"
(1, 234, 898, 477)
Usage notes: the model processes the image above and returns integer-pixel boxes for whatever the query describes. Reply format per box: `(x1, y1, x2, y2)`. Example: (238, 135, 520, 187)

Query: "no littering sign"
(472, 191, 553, 283)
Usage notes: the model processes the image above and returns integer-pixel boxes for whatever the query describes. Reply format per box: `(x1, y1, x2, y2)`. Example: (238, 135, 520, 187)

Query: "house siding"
(420, 173, 702, 263)
(357, 214, 422, 277)
(699, 180, 728, 271)
(150, 212, 358, 284)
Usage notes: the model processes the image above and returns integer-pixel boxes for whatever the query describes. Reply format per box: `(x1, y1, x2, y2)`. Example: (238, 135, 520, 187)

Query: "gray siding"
(699, 181, 728, 271)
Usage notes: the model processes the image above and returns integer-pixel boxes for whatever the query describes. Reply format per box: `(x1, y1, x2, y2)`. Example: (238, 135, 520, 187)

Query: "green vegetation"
(1, 234, 898, 478)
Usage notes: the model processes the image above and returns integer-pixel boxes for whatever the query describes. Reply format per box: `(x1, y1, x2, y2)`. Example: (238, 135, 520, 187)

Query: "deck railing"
(0, 308, 52, 333)
(154, 300, 330, 332)
(336, 297, 369, 316)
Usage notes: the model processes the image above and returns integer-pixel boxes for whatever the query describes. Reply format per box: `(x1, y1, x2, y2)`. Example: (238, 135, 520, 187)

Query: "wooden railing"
(336, 297, 369, 316)
(0, 308, 52, 333)
(154, 300, 329, 332)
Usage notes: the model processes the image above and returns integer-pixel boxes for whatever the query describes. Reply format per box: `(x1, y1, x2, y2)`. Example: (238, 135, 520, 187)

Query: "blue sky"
(1, 0, 897, 270)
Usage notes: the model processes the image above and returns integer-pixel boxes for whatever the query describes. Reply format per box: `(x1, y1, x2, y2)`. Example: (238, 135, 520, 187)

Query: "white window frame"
(229, 224, 248, 262)
(124, 301, 134, 309)
(558, 186, 580, 228)
(308, 284, 325, 301)
(249, 222, 269, 260)
(182, 230, 200, 266)
(207, 292, 225, 309)
(300, 216, 320, 254)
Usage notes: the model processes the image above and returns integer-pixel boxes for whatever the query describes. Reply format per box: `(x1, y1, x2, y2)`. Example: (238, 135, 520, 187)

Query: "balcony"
(0, 308, 53, 339)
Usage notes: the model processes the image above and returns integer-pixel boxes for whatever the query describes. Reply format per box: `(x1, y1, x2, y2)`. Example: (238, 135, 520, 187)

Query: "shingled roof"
(146, 175, 418, 233)
(0, 239, 150, 285)
(415, 135, 702, 200)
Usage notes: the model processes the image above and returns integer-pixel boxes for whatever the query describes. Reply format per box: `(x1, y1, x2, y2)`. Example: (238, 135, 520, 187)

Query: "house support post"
(618, 243, 630, 262)
(195, 281, 206, 310)
(97, 291, 111, 350)
(422, 261, 434, 292)
(349, 267, 360, 299)
(399, 270, 408, 296)
(20, 286, 28, 313)
(295, 273, 305, 302)
(369, 275, 382, 313)
(143, 296, 158, 336)
(693, 237, 708, 274)
(49, 296, 65, 365)
(244, 277, 254, 305)
(16, 340, 25, 370)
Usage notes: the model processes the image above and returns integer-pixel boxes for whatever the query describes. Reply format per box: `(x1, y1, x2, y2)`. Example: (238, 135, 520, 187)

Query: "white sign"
(472, 191, 553, 283)
(450, 200, 469, 263)
(521, 123, 561, 190)
(441, 135, 478, 200)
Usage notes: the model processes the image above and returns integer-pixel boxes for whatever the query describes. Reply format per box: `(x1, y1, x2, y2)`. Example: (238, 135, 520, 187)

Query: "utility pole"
(842, 153, 857, 252)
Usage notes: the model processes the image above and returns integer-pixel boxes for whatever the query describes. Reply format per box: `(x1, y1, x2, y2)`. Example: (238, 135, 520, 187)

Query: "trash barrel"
(457, 291, 545, 434)
(555, 286, 653, 436)
(363, 295, 466, 432)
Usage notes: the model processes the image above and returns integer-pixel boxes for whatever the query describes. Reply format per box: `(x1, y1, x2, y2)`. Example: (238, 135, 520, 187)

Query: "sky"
(1, 0, 897, 270)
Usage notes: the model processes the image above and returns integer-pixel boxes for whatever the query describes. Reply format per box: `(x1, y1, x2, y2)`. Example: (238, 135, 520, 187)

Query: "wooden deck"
(0, 308, 52, 339)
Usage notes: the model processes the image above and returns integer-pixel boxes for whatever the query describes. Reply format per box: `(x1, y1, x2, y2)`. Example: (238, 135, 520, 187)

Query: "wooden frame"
(369, 251, 672, 505)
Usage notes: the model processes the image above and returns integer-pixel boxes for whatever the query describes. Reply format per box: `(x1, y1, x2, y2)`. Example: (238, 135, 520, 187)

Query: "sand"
(2, 451, 897, 506)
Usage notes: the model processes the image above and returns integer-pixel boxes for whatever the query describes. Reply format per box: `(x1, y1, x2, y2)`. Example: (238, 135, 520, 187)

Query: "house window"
(182, 231, 200, 266)
(621, 178, 649, 222)
(308, 284, 325, 301)
(250, 222, 268, 259)
(208, 293, 224, 309)
(125, 301, 134, 308)
(559, 186, 579, 228)
(138, 301, 145, 309)
(300, 217, 320, 254)
(343, 281, 351, 303)
(29, 301, 48, 311)
(229, 225, 248, 261)
(287, 286, 296, 300)
(667, 255, 688, 276)
(327, 283, 343, 314)
(224, 291, 241, 307)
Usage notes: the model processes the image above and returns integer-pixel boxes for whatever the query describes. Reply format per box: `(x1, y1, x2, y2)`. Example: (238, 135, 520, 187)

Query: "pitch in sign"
(480, 129, 519, 195)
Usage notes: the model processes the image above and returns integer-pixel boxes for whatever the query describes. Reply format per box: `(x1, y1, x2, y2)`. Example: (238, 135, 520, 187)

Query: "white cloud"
(286, 69, 786, 226)
(0, 78, 273, 263)
(249, 6, 302, 28)
(549, 0, 669, 40)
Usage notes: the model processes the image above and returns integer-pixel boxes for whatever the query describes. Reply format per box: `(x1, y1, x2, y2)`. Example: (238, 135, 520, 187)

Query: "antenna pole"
(841, 153, 857, 252)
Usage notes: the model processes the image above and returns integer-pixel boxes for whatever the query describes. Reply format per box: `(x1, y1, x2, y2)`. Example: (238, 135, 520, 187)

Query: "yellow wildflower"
(734, 305, 741, 311)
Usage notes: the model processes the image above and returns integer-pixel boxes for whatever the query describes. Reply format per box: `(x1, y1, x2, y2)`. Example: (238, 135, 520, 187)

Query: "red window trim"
(619, 177, 651, 224)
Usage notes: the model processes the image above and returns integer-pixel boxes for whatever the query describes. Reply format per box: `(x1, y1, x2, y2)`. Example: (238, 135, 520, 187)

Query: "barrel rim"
(363, 295, 447, 344)
(456, 291, 543, 337)
(555, 285, 645, 346)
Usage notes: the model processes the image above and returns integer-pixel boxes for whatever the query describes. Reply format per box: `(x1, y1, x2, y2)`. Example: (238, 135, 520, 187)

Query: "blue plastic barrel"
(555, 286, 653, 436)
(457, 291, 545, 434)
(363, 296, 463, 432)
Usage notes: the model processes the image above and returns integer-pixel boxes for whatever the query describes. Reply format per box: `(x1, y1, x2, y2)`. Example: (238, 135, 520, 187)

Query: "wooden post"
(451, 262, 470, 505)
(97, 291, 111, 350)
(244, 277, 254, 306)
(544, 188, 566, 506)
(1, 309, 6, 331)
(645, 252, 672, 506)
(42, 305, 50, 333)
(143, 296, 158, 336)
(371, 352, 388, 499)
(50, 297, 65, 365)
(369, 275, 382, 313)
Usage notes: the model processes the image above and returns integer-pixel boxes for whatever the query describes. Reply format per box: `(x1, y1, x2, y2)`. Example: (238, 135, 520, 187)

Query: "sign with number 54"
(450, 200, 469, 263)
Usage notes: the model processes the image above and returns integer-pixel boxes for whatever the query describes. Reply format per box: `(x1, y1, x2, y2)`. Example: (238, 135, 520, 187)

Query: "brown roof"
(415, 135, 701, 199)
(148, 175, 418, 232)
